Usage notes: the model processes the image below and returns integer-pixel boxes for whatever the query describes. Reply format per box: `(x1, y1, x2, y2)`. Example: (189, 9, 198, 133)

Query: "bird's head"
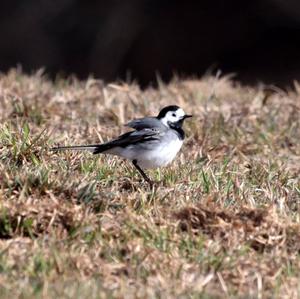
(157, 105, 192, 128)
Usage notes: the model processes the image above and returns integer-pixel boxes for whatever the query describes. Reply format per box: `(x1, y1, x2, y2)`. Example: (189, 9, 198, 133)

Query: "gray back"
(125, 117, 167, 131)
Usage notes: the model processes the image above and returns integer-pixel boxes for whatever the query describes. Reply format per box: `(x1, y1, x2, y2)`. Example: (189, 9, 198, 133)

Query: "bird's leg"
(132, 160, 153, 185)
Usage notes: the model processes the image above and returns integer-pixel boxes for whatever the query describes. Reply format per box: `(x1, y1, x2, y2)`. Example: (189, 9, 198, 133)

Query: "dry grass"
(0, 69, 300, 298)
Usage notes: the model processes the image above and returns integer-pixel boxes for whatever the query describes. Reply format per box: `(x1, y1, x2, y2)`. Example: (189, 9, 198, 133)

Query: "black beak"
(183, 114, 193, 119)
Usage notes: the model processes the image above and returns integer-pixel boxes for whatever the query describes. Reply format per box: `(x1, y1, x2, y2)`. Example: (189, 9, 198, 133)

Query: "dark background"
(1, 0, 300, 86)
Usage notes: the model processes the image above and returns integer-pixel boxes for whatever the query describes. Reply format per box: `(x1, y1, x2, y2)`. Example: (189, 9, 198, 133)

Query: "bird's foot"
(145, 179, 162, 189)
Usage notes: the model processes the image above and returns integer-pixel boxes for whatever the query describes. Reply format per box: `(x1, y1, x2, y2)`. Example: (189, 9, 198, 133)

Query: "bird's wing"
(93, 128, 165, 154)
(125, 117, 165, 130)
(92, 127, 164, 154)
(108, 127, 163, 148)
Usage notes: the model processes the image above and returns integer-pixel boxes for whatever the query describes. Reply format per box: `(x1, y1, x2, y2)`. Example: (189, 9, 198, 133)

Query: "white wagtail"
(51, 105, 192, 184)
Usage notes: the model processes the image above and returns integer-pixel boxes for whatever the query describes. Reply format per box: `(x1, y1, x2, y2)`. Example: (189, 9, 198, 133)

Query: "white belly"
(135, 138, 183, 169)
(108, 137, 183, 169)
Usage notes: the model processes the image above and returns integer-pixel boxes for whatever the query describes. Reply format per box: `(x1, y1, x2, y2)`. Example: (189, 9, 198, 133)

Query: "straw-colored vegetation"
(0, 69, 300, 298)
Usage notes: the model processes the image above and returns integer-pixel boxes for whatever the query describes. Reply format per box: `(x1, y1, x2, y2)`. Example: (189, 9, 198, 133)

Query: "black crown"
(157, 105, 180, 119)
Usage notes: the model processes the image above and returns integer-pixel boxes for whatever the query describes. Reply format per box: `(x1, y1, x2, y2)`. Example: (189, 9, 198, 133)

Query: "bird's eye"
(172, 113, 176, 117)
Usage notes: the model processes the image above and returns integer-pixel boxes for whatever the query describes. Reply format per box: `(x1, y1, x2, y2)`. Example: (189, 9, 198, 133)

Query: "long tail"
(50, 143, 113, 154)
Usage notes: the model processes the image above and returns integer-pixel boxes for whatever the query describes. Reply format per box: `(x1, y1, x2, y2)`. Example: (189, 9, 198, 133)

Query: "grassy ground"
(0, 69, 300, 298)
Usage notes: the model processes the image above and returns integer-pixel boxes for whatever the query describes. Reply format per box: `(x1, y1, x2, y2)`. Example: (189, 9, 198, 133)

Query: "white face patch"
(161, 108, 186, 127)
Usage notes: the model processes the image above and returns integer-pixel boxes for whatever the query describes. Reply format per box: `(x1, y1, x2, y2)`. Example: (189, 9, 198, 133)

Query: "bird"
(51, 105, 192, 185)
